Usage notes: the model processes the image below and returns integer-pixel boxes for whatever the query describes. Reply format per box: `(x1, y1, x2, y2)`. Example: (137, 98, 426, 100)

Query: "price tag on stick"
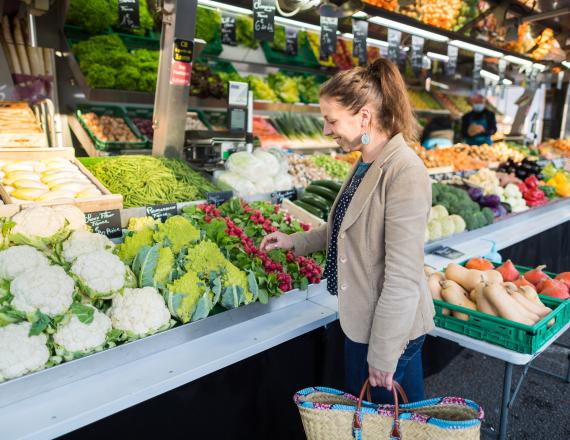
(320, 16, 338, 61)
(270, 189, 297, 204)
(387, 29, 401, 64)
(146, 203, 178, 222)
(352, 19, 368, 66)
(253, 0, 275, 42)
(411, 35, 425, 74)
(118, 0, 140, 29)
(86, 210, 122, 239)
(221, 15, 237, 46)
(285, 27, 298, 56)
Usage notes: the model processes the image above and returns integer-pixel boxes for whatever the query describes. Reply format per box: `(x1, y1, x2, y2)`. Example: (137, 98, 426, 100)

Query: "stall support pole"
(152, 0, 197, 158)
(498, 362, 513, 440)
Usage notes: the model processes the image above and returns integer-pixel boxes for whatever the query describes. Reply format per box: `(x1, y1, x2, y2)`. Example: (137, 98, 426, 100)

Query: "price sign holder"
(221, 14, 237, 46)
(118, 0, 140, 29)
(146, 203, 178, 222)
(86, 210, 122, 239)
(253, 0, 275, 42)
(431, 246, 465, 260)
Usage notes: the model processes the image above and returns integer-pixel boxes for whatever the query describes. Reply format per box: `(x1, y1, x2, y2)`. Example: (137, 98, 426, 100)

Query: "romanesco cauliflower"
(153, 215, 200, 253)
(0, 245, 50, 281)
(165, 270, 205, 324)
(52, 205, 86, 231)
(128, 216, 159, 232)
(10, 265, 74, 317)
(53, 305, 111, 359)
(9, 206, 70, 249)
(61, 230, 115, 263)
(0, 321, 50, 381)
(109, 287, 172, 337)
(71, 250, 127, 299)
(117, 227, 155, 265)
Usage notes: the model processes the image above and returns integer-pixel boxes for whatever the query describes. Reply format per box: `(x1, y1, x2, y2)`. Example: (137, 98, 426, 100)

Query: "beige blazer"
(291, 133, 435, 373)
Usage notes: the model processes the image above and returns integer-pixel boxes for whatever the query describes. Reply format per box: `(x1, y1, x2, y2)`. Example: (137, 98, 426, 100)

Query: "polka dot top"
(324, 161, 371, 295)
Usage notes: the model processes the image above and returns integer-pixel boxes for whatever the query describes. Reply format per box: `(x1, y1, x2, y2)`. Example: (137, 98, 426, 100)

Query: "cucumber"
(311, 180, 342, 193)
(294, 200, 324, 219)
(300, 193, 331, 213)
(305, 184, 337, 202)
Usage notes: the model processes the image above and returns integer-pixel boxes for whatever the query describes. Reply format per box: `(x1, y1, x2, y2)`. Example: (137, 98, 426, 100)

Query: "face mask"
(473, 104, 485, 112)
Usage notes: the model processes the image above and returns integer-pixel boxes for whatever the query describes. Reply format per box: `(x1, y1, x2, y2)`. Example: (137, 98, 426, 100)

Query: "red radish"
(523, 265, 551, 287)
(554, 272, 570, 291)
(496, 260, 520, 282)
(513, 276, 535, 289)
(537, 279, 570, 300)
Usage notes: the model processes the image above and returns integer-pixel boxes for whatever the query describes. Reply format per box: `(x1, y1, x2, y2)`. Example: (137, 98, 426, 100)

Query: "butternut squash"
(441, 280, 476, 321)
(518, 285, 543, 305)
(474, 283, 499, 316)
(483, 283, 539, 326)
(485, 270, 504, 284)
(427, 272, 449, 315)
(444, 263, 487, 291)
(505, 286, 554, 328)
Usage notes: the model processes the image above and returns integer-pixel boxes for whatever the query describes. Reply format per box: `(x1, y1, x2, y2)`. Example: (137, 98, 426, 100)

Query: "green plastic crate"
(76, 104, 149, 151)
(261, 39, 320, 69)
(64, 24, 159, 50)
(434, 262, 570, 354)
(201, 33, 223, 57)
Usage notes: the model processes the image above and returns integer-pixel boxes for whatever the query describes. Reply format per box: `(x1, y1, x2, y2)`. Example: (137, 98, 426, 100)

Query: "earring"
(361, 132, 370, 145)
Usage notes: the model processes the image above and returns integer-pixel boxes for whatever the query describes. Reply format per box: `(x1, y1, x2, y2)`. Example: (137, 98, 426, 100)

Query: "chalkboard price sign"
(411, 36, 425, 73)
(285, 27, 298, 56)
(253, 0, 275, 42)
(86, 210, 122, 239)
(320, 16, 338, 61)
(270, 189, 297, 204)
(352, 20, 368, 66)
(387, 29, 401, 64)
(221, 15, 237, 46)
(118, 0, 140, 29)
(146, 203, 178, 222)
(431, 246, 465, 260)
(207, 191, 233, 206)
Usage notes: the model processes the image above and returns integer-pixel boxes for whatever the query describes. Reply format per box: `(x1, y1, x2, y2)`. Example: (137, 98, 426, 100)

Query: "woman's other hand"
(260, 232, 293, 252)
(368, 366, 394, 390)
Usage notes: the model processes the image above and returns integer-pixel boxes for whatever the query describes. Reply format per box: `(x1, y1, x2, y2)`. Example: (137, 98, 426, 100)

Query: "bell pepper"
(524, 175, 540, 189)
(523, 187, 547, 207)
(539, 185, 557, 200)
(556, 183, 570, 198)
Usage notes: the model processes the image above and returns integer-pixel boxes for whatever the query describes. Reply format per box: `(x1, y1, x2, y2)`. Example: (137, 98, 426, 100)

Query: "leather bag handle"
(352, 379, 409, 439)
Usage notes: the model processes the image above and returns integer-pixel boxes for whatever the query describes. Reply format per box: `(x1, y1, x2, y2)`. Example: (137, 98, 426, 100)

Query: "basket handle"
(352, 379, 409, 439)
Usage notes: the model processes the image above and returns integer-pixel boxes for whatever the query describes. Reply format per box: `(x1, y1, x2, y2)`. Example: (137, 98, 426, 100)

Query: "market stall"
(0, 0, 570, 439)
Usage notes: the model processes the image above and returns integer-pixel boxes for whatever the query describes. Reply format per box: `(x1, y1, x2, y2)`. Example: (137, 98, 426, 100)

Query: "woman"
(260, 58, 435, 403)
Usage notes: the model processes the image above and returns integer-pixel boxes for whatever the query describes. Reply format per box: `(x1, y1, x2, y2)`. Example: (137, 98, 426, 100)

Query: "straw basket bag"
(294, 380, 484, 440)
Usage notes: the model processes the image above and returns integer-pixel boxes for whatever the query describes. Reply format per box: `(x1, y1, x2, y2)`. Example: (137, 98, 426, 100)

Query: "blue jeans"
(344, 335, 426, 404)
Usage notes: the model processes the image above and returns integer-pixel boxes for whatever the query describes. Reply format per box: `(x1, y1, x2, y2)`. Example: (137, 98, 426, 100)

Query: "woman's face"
(320, 97, 368, 153)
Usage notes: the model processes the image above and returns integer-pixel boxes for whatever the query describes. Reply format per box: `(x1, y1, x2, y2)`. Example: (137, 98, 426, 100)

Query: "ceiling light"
(532, 63, 547, 72)
(449, 40, 503, 58)
(563, 61, 570, 69)
(276, 16, 321, 32)
(427, 51, 449, 62)
(481, 69, 500, 82)
(368, 16, 449, 42)
(367, 37, 388, 48)
(198, 0, 251, 15)
(504, 55, 533, 67)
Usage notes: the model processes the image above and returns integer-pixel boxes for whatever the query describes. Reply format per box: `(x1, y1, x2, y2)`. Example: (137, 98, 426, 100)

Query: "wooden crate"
(281, 198, 324, 229)
(0, 148, 123, 213)
(0, 101, 48, 148)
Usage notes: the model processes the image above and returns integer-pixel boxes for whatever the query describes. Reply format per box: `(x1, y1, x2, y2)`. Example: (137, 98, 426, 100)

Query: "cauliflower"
(0, 321, 50, 381)
(449, 215, 466, 234)
(52, 205, 87, 231)
(9, 206, 70, 249)
(429, 205, 449, 221)
(71, 250, 127, 300)
(439, 217, 456, 238)
(127, 216, 158, 232)
(0, 245, 50, 281)
(11, 265, 74, 317)
(427, 219, 443, 242)
(61, 230, 115, 263)
(503, 183, 522, 199)
(53, 305, 111, 359)
(108, 287, 172, 337)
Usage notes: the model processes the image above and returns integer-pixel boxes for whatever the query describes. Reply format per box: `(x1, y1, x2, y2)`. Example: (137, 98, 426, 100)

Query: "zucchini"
(294, 200, 324, 219)
(300, 193, 331, 212)
(311, 180, 342, 193)
(305, 184, 337, 202)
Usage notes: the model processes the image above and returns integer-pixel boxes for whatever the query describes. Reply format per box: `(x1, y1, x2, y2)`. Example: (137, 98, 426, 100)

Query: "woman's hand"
(368, 366, 394, 390)
(260, 232, 293, 253)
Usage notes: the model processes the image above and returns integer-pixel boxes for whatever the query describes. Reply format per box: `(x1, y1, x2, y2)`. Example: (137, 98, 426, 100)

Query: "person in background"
(461, 93, 497, 145)
(420, 115, 454, 149)
(260, 58, 434, 404)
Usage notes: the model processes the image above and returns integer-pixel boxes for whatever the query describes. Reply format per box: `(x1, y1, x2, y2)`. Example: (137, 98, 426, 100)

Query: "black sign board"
(557, 71, 564, 90)
(320, 16, 338, 61)
(118, 0, 140, 29)
(207, 191, 233, 206)
(387, 29, 401, 64)
(498, 59, 507, 84)
(411, 36, 425, 73)
(221, 15, 237, 46)
(270, 189, 297, 204)
(173, 38, 193, 63)
(253, 0, 275, 42)
(86, 210, 122, 239)
(473, 53, 483, 90)
(352, 20, 368, 66)
(146, 203, 178, 222)
(285, 27, 298, 56)
(446, 45, 458, 76)
(431, 246, 465, 260)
